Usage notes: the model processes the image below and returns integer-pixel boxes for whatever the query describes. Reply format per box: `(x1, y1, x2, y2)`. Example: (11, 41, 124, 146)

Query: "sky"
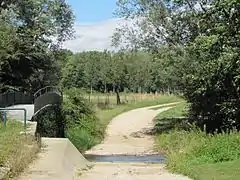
(67, 0, 117, 24)
(63, 0, 127, 52)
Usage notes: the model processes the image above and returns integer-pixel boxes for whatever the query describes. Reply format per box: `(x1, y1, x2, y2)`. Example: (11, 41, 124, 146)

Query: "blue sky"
(67, 0, 117, 24)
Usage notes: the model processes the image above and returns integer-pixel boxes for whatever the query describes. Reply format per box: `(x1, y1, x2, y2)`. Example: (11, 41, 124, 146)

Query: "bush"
(155, 91, 240, 179)
(35, 105, 65, 137)
(63, 88, 104, 151)
(155, 104, 240, 167)
(181, 40, 240, 133)
(156, 129, 240, 174)
(34, 87, 104, 151)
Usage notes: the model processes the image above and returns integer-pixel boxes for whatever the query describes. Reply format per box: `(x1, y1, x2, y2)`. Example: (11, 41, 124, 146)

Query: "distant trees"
(61, 50, 180, 95)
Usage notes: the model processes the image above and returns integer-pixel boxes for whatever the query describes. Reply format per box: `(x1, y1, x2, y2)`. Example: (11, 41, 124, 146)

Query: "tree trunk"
(113, 84, 115, 93)
(90, 84, 93, 94)
(104, 82, 107, 93)
(116, 86, 121, 105)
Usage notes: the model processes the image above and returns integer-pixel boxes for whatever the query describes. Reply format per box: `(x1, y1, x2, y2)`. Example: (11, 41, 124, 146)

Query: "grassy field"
(83, 92, 174, 106)
(154, 102, 240, 180)
(0, 120, 39, 179)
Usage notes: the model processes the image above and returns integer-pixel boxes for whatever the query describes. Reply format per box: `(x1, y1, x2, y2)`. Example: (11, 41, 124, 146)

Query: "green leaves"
(0, 0, 75, 92)
(113, 0, 240, 132)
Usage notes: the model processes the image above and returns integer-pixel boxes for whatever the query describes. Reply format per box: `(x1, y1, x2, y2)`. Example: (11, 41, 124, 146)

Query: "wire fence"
(83, 92, 167, 105)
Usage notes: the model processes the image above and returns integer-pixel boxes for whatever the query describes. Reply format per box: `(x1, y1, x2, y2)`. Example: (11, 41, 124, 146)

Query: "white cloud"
(63, 18, 128, 52)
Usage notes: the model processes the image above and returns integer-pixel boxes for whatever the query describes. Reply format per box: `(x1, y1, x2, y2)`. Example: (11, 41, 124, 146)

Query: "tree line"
(61, 49, 182, 95)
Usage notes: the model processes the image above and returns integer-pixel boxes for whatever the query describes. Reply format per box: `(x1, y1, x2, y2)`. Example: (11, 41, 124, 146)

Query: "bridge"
(0, 86, 62, 124)
(0, 86, 89, 180)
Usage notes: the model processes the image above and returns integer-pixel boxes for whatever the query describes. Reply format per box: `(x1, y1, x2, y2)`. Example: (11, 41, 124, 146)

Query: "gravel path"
(79, 102, 191, 180)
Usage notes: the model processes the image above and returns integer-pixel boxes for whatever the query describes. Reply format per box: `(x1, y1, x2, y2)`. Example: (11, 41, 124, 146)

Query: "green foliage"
(0, 0, 75, 92)
(0, 120, 39, 179)
(65, 127, 97, 152)
(114, 0, 240, 132)
(61, 49, 181, 94)
(36, 105, 65, 137)
(188, 159, 240, 180)
(181, 0, 240, 132)
(0, 120, 23, 165)
(63, 88, 104, 152)
(155, 104, 240, 179)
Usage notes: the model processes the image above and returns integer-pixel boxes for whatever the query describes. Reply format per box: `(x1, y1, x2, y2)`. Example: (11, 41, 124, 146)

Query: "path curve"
(79, 102, 191, 180)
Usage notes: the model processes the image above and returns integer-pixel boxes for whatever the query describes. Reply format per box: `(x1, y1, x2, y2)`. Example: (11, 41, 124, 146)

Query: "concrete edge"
(1, 106, 90, 180)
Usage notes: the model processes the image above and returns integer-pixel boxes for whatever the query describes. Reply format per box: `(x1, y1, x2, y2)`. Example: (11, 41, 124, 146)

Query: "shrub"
(35, 105, 65, 137)
(35, 88, 104, 151)
(182, 40, 240, 133)
(156, 128, 240, 174)
(63, 88, 104, 151)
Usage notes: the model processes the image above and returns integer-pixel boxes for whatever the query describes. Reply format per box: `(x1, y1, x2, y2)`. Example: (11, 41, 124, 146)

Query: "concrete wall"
(17, 138, 91, 180)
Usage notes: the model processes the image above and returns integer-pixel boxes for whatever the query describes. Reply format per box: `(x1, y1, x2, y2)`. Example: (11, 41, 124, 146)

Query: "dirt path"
(78, 102, 191, 180)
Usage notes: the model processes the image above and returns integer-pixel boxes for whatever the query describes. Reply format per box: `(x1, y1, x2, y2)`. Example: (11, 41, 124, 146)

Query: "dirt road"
(78, 102, 191, 180)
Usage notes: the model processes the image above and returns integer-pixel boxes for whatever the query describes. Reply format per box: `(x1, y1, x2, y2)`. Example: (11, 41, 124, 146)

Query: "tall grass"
(0, 120, 39, 179)
(154, 103, 240, 179)
(84, 92, 181, 108)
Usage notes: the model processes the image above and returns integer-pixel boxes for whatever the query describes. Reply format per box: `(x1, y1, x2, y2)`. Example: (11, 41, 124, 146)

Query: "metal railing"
(34, 86, 62, 99)
(0, 91, 33, 108)
(0, 108, 27, 130)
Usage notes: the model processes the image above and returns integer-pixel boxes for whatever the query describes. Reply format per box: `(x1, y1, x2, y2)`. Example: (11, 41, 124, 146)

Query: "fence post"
(0, 108, 27, 130)
(23, 109, 27, 130)
(3, 110, 6, 128)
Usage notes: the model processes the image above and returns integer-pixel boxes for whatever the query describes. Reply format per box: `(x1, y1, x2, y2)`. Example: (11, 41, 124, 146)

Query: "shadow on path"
(153, 117, 189, 134)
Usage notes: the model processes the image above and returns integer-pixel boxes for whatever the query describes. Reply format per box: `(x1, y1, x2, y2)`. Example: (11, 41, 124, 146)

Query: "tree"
(83, 51, 101, 94)
(110, 52, 129, 104)
(0, 0, 75, 92)
(113, 0, 214, 51)
(99, 50, 111, 93)
(181, 0, 240, 132)
(60, 49, 183, 100)
(113, 0, 240, 132)
(61, 53, 86, 89)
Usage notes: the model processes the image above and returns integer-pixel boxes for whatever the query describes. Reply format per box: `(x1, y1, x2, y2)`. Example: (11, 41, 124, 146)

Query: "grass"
(84, 92, 178, 106)
(0, 120, 40, 179)
(154, 103, 240, 180)
(189, 160, 240, 180)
